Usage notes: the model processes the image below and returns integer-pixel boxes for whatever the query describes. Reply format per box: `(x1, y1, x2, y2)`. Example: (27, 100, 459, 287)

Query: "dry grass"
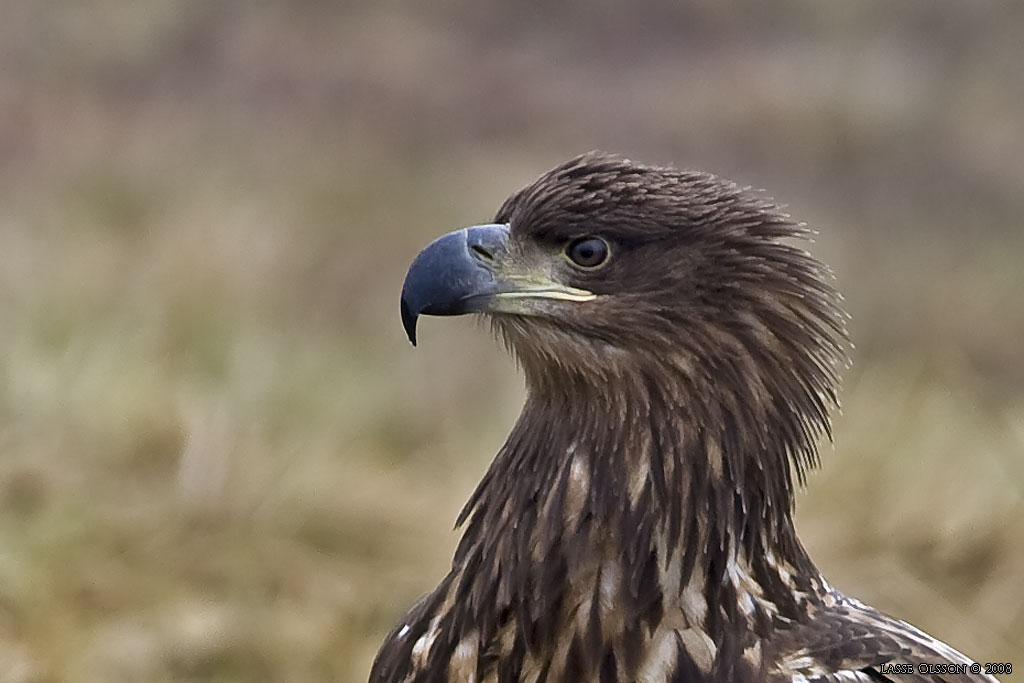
(0, 2, 1021, 681)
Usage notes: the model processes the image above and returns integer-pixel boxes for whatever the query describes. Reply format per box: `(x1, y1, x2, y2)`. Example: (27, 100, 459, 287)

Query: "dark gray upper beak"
(400, 223, 510, 345)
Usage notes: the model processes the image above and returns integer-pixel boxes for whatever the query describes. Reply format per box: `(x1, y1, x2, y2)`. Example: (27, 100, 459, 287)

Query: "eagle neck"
(448, 362, 830, 675)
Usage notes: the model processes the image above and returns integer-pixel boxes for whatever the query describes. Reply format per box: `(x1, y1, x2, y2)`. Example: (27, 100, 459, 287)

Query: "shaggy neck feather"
(440, 355, 831, 679)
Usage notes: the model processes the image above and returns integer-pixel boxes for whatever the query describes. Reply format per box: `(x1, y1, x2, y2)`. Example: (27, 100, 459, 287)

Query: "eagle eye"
(565, 237, 609, 269)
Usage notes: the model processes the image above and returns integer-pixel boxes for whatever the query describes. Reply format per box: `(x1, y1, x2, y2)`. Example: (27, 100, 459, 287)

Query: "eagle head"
(401, 152, 847, 482)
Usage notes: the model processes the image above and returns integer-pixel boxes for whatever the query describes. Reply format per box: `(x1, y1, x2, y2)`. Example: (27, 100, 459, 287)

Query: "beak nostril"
(470, 244, 494, 261)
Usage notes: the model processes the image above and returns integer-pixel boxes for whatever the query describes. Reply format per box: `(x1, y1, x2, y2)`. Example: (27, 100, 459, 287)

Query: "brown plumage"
(375, 152, 997, 682)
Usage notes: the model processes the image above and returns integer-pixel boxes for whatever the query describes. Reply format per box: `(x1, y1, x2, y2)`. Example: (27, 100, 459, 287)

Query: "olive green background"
(0, 2, 1021, 681)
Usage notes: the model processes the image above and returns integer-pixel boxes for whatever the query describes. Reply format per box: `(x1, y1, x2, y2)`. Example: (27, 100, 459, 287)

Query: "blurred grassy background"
(0, 1, 1022, 681)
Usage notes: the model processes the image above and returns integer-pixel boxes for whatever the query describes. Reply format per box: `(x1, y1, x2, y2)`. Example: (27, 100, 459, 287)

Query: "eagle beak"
(400, 223, 597, 345)
(400, 224, 511, 345)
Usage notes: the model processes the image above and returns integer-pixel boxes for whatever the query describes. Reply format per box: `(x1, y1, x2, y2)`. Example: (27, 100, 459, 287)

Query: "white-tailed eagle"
(373, 152, 999, 683)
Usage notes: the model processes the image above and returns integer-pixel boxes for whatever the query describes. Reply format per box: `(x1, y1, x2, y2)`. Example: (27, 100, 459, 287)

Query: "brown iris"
(565, 237, 609, 268)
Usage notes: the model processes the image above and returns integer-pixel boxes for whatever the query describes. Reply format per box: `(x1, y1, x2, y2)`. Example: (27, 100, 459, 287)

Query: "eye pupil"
(567, 237, 609, 268)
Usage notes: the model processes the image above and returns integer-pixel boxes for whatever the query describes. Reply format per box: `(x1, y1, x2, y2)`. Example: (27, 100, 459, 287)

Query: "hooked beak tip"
(400, 299, 418, 346)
